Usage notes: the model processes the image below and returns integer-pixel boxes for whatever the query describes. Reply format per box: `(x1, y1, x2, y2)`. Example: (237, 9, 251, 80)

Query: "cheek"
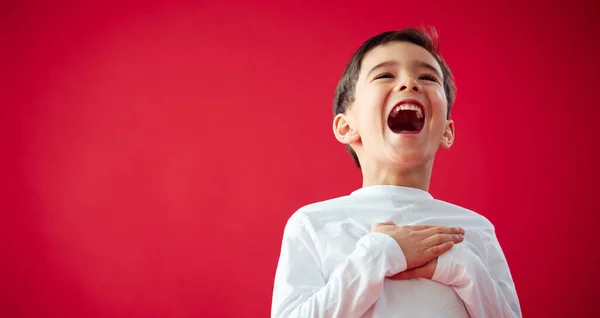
(427, 88, 447, 117)
(426, 88, 449, 136)
(356, 93, 385, 126)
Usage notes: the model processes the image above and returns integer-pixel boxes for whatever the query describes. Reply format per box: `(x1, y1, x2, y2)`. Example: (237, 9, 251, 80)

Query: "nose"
(396, 76, 421, 93)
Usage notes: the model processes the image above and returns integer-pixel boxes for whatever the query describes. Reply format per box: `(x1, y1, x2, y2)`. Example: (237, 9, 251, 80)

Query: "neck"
(360, 160, 433, 192)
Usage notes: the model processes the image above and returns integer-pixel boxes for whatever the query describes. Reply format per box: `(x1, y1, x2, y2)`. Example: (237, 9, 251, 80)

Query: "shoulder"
(431, 199, 503, 255)
(425, 200, 504, 261)
(432, 198, 496, 230)
(296, 195, 355, 217)
(283, 195, 354, 234)
(429, 198, 499, 251)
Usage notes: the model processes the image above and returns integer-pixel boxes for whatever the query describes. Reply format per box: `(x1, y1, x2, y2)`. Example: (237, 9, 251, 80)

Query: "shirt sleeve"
(432, 231, 522, 318)
(271, 213, 407, 318)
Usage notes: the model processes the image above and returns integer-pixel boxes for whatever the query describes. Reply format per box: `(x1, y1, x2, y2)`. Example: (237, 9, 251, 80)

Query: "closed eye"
(374, 72, 395, 80)
(419, 74, 439, 82)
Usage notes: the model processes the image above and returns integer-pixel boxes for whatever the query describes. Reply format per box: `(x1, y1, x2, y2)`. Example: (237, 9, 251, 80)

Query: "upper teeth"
(391, 104, 424, 119)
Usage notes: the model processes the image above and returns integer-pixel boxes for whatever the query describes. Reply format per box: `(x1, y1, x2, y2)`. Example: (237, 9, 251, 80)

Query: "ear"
(440, 119, 455, 149)
(333, 113, 360, 145)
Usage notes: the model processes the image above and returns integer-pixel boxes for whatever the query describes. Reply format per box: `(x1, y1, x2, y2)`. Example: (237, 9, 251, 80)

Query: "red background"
(2, 1, 599, 317)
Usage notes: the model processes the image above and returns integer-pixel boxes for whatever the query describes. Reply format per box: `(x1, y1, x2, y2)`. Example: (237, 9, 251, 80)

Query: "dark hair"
(333, 27, 456, 169)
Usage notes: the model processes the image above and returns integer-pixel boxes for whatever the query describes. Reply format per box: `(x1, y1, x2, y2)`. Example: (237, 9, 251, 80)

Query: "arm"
(271, 214, 407, 318)
(432, 232, 522, 318)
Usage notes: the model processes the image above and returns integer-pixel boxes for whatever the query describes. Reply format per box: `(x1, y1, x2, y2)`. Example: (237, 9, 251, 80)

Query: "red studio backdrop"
(2, 1, 599, 317)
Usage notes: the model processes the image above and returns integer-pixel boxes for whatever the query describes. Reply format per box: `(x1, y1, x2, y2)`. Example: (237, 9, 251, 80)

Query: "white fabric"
(271, 185, 521, 318)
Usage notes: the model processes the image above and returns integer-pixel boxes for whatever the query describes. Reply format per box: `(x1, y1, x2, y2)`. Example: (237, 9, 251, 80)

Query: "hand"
(371, 221, 464, 270)
(389, 258, 437, 280)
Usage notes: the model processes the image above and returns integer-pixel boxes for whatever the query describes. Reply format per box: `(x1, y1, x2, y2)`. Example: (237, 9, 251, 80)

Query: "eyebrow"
(365, 60, 443, 79)
(415, 61, 443, 79)
(366, 60, 398, 78)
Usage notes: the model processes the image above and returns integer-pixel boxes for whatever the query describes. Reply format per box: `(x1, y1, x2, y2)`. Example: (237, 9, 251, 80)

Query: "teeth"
(390, 104, 424, 119)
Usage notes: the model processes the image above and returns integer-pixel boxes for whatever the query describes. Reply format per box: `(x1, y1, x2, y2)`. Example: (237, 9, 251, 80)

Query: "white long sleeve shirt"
(271, 185, 521, 318)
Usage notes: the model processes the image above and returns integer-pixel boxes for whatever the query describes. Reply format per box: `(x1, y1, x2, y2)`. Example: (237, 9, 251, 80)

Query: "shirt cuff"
(365, 232, 407, 275)
(432, 245, 454, 285)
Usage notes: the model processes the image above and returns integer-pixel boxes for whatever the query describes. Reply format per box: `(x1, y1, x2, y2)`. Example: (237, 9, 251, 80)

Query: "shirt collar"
(350, 185, 433, 199)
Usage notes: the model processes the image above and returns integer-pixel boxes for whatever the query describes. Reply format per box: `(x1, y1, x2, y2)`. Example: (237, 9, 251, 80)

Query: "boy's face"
(335, 41, 455, 168)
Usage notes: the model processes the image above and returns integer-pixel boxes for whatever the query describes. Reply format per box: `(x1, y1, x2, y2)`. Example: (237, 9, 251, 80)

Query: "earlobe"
(440, 119, 455, 149)
(333, 114, 360, 144)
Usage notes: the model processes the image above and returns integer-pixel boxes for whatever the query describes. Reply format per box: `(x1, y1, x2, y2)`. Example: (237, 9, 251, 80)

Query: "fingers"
(424, 241, 454, 258)
(420, 226, 465, 236)
(390, 269, 414, 280)
(422, 233, 464, 247)
(390, 259, 436, 280)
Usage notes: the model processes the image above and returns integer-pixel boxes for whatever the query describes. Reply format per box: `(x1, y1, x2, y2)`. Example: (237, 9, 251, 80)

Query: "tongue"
(388, 110, 423, 133)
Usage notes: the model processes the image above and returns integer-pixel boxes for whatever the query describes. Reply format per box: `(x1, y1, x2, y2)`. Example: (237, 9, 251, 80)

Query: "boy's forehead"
(359, 42, 442, 76)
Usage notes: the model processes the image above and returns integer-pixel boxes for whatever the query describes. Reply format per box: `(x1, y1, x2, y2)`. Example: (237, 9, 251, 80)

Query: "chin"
(386, 150, 431, 168)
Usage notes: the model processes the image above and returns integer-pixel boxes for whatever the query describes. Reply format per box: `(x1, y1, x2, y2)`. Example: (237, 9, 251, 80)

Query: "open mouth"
(387, 101, 425, 134)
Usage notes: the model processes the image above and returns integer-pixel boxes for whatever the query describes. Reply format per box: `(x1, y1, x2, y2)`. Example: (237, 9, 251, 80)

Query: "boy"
(271, 28, 521, 317)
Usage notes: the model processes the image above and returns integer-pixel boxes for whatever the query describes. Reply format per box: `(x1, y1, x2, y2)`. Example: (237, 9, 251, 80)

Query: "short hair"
(333, 27, 456, 169)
